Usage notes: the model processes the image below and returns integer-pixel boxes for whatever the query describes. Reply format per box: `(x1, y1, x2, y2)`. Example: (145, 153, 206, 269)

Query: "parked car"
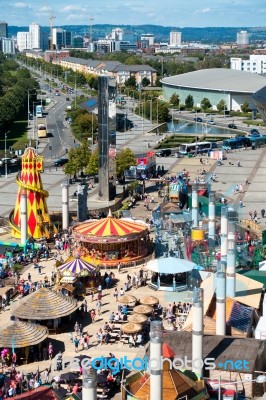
(193, 117, 203, 122)
(66, 97, 70, 101)
(0, 158, 16, 166)
(54, 158, 69, 167)
(207, 120, 216, 125)
(228, 123, 237, 129)
(156, 149, 172, 157)
(249, 128, 260, 137)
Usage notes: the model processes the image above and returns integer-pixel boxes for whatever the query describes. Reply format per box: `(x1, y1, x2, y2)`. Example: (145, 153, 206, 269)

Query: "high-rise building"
(140, 34, 154, 46)
(0, 37, 15, 54)
(17, 32, 31, 52)
(0, 21, 8, 38)
(236, 31, 250, 47)
(111, 28, 123, 41)
(170, 31, 182, 46)
(29, 23, 41, 49)
(52, 28, 72, 49)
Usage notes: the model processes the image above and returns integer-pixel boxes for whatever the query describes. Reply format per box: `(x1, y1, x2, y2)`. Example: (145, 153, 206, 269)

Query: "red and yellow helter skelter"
(73, 213, 151, 267)
(9, 147, 53, 240)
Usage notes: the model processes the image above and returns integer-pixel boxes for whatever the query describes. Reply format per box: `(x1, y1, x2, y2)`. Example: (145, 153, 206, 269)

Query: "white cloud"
(13, 2, 31, 8)
(62, 5, 86, 12)
(202, 7, 211, 13)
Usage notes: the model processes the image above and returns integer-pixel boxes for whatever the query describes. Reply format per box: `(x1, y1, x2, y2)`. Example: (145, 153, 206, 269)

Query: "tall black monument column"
(98, 76, 109, 201)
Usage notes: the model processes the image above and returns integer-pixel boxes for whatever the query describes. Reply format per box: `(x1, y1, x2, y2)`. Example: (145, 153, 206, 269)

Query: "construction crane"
(90, 16, 94, 44)
(49, 15, 56, 51)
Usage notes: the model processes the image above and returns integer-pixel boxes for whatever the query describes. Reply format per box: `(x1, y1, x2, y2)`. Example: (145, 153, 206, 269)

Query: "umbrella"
(140, 296, 159, 306)
(60, 372, 80, 382)
(121, 322, 142, 334)
(127, 313, 148, 324)
(133, 305, 154, 315)
(119, 295, 137, 304)
(146, 257, 197, 274)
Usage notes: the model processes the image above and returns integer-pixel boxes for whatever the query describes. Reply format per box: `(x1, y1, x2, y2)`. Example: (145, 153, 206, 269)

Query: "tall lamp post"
(4, 131, 10, 179)
(27, 89, 36, 128)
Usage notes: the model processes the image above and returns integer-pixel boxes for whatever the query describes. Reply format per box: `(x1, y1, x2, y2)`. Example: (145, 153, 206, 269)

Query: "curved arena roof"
(161, 68, 266, 93)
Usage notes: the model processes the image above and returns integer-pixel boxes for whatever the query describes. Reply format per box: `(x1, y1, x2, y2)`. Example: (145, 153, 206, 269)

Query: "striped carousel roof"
(73, 216, 147, 238)
(58, 257, 96, 275)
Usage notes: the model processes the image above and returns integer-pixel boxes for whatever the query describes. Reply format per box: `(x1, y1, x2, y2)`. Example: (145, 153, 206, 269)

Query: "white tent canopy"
(259, 260, 266, 271)
(146, 257, 197, 274)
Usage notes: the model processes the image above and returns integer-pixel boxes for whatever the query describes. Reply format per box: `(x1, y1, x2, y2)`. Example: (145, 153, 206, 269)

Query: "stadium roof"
(161, 68, 266, 93)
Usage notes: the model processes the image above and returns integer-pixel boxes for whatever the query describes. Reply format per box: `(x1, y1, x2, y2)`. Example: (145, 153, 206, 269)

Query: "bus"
(222, 137, 251, 151)
(249, 135, 266, 148)
(35, 104, 43, 118)
(37, 117, 47, 138)
(179, 141, 215, 155)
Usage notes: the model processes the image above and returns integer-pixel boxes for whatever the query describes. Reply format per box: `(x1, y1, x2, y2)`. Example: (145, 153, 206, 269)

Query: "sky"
(1, 0, 266, 27)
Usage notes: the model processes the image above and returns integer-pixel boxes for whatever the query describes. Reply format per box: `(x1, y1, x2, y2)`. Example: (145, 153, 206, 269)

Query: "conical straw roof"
(0, 321, 48, 348)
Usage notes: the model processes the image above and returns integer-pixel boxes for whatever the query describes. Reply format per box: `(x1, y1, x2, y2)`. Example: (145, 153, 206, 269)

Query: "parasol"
(0, 321, 48, 348)
(140, 296, 159, 306)
(119, 295, 137, 304)
(60, 372, 80, 382)
(121, 322, 142, 334)
(133, 304, 154, 315)
(127, 313, 148, 324)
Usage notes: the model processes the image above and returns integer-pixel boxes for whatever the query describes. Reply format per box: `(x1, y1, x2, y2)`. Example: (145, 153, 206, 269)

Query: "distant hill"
(7, 24, 266, 43)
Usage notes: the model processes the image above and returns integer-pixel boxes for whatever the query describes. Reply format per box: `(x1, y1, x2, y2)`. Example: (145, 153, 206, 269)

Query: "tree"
(116, 148, 136, 177)
(185, 95, 194, 109)
(141, 77, 150, 87)
(201, 97, 212, 111)
(63, 141, 90, 176)
(125, 76, 136, 88)
(241, 101, 249, 114)
(170, 93, 180, 107)
(217, 99, 227, 114)
(86, 146, 99, 175)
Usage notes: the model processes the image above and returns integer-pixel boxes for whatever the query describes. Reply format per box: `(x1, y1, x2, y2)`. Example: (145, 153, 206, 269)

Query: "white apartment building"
(17, 32, 31, 52)
(231, 55, 266, 74)
(170, 31, 182, 46)
(29, 23, 41, 49)
(0, 37, 15, 54)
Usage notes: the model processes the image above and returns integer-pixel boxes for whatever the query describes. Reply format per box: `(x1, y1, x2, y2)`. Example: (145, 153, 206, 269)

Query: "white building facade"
(29, 23, 41, 49)
(170, 31, 182, 46)
(236, 31, 250, 47)
(17, 32, 31, 52)
(231, 55, 266, 74)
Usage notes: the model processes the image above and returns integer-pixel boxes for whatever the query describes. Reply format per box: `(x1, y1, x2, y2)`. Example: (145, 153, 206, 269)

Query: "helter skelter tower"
(10, 147, 53, 240)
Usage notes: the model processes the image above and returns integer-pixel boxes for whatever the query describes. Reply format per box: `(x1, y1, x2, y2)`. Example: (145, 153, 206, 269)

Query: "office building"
(111, 28, 123, 41)
(17, 32, 31, 52)
(73, 36, 84, 48)
(170, 31, 182, 46)
(29, 23, 41, 49)
(236, 31, 250, 47)
(52, 28, 72, 50)
(0, 21, 8, 38)
(141, 34, 154, 46)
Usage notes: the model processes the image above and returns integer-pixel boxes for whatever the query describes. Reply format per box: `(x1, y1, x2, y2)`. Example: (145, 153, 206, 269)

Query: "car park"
(193, 117, 203, 122)
(54, 158, 69, 167)
(156, 149, 172, 157)
(228, 123, 237, 129)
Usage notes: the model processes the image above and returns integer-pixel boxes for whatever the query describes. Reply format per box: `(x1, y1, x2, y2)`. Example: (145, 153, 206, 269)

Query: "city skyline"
(2, 0, 266, 28)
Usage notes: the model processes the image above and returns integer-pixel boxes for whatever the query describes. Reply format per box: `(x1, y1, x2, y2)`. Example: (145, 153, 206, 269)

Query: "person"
(129, 335, 136, 347)
(44, 368, 49, 383)
(117, 262, 122, 273)
(237, 160, 241, 167)
(96, 300, 102, 315)
(119, 288, 124, 297)
(261, 209, 265, 218)
(90, 309, 96, 323)
(72, 383, 79, 395)
(48, 342, 53, 360)
(113, 288, 118, 302)
(240, 200, 243, 208)
(74, 337, 79, 353)
(38, 265, 42, 274)
(135, 333, 143, 346)
(109, 312, 115, 323)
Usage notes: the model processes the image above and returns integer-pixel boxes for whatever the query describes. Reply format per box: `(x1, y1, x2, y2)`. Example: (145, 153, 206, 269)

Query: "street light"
(4, 131, 10, 179)
(27, 89, 36, 128)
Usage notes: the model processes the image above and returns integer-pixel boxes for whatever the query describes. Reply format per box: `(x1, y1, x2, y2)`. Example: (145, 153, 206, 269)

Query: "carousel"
(72, 212, 151, 267)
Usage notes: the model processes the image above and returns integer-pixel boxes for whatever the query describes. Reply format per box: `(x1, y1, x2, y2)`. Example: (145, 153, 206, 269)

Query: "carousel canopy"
(58, 257, 96, 276)
(73, 215, 148, 243)
(0, 321, 48, 348)
(12, 287, 78, 320)
(146, 257, 197, 274)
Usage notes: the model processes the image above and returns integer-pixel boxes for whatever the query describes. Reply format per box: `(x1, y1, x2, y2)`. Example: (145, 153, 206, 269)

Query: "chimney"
(192, 287, 204, 377)
(192, 183, 198, 228)
(20, 189, 27, 246)
(150, 320, 163, 400)
(61, 180, 69, 230)
(216, 261, 226, 335)
(208, 190, 216, 248)
(220, 206, 228, 262)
